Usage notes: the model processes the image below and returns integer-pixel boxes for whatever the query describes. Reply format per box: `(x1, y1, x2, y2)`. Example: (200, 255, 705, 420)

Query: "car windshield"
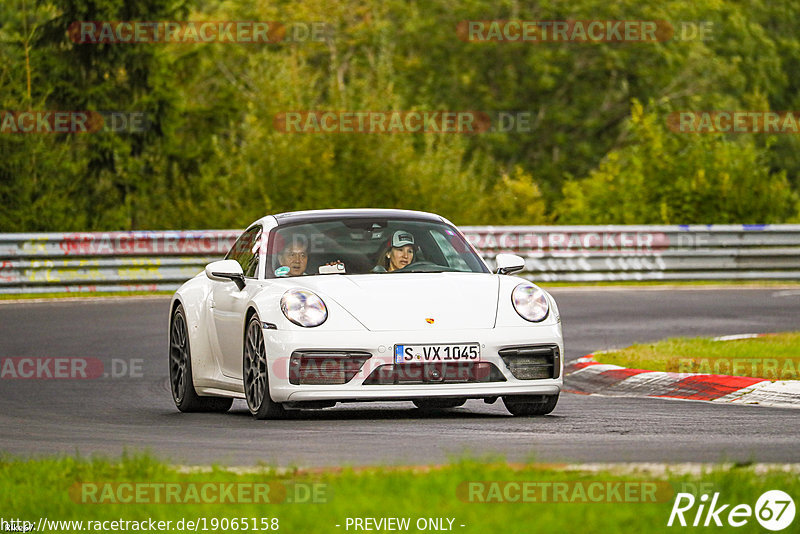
(266, 218, 488, 277)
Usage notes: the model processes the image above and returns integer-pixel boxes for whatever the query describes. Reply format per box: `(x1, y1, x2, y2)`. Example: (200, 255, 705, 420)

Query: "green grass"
(1, 454, 798, 533)
(595, 333, 800, 380)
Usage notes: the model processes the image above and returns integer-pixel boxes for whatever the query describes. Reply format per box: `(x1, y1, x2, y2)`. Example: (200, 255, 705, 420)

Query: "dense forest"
(1, 0, 799, 231)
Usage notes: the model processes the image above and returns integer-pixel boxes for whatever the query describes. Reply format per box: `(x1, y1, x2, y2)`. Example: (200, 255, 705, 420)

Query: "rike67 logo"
(668, 490, 795, 530)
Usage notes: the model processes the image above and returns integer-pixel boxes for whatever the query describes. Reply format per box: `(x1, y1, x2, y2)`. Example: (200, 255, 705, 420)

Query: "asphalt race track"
(1, 288, 799, 466)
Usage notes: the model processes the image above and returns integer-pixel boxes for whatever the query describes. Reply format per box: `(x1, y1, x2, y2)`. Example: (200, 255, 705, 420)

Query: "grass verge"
(0, 454, 797, 533)
(595, 333, 800, 380)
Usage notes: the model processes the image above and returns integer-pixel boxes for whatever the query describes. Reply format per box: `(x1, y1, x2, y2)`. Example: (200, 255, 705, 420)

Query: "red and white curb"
(565, 335, 800, 409)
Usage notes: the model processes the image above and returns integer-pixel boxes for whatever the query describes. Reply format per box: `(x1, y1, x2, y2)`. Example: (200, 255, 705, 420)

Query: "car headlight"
(280, 289, 328, 327)
(511, 283, 549, 322)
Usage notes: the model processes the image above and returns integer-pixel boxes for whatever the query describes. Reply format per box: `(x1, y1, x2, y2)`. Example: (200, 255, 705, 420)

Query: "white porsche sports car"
(169, 209, 563, 419)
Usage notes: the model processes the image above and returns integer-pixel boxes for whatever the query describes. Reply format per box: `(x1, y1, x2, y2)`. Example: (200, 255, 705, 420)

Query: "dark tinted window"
(225, 226, 261, 278)
(266, 218, 487, 277)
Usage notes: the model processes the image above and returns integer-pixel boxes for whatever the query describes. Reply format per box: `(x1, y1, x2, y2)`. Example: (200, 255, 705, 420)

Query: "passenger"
(374, 230, 415, 272)
(277, 241, 308, 277)
(277, 237, 343, 276)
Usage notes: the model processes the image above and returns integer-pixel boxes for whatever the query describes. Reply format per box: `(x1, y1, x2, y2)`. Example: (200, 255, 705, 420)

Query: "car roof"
(269, 208, 445, 226)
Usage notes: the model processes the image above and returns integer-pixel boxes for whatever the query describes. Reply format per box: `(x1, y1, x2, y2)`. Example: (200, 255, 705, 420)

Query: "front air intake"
(289, 351, 372, 385)
(498, 344, 560, 380)
(362, 362, 506, 385)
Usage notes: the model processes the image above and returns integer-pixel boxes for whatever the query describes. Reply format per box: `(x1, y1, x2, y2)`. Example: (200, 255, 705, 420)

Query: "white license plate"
(394, 343, 480, 364)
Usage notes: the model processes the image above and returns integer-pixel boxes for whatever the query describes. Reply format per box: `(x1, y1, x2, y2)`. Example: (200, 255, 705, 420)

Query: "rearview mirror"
(494, 253, 525, 275)
(205, 260, 246, 290)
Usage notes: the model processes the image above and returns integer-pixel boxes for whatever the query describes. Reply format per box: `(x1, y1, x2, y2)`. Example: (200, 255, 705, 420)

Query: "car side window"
(225, 226, 261, 278)
(242, 228, 262, 278)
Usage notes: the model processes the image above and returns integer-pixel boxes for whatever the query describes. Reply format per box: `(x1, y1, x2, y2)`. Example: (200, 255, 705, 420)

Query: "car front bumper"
(262, 323, 563, 403)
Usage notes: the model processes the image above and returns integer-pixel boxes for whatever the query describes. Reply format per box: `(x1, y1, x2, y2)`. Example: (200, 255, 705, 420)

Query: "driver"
(374, 230, 415, 272)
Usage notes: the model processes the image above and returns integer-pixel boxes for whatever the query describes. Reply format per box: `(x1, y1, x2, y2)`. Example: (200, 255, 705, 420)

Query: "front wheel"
(169, 305, 232, 413)
(502, 394, 559, 416)
(243, 314, 285, 420)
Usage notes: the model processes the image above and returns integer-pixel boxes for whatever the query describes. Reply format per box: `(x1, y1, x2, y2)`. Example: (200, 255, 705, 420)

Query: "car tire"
(243, 314, 286, 420)
(412, 398, 466, 410)
(502, 394, 559, 416)
(170, 305, 233, 413)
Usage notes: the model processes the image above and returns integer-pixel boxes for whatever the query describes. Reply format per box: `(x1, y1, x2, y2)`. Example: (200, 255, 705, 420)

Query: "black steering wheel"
(392, 261, 457, 273)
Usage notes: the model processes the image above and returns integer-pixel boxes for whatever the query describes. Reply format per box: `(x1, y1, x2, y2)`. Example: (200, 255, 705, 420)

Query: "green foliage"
(1, 0, 799, 230)
(0, 0, 186, 231)
(560, 100, 797, 224)
(480, 166, 549, 225)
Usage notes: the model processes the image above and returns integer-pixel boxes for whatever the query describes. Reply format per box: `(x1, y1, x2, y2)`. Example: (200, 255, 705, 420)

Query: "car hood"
(293, 273, 499, 331)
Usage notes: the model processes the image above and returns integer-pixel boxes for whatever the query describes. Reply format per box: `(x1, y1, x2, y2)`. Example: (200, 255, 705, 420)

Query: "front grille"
(362, 362, 506, 385)
(498, 344, 560, 380)
(289, 351, 372, 385)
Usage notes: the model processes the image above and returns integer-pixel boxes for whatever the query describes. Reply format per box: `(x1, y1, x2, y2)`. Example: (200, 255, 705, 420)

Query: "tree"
(559, 100, 797, 224)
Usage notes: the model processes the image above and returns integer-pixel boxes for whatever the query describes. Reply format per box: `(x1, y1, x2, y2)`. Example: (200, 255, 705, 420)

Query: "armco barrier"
(463, 224, 800, 282)
(0, 225, 799, 293)
(0, 231, 239, 294)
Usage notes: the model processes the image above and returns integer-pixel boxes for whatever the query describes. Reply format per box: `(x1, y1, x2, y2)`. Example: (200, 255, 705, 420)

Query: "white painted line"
(561, 463, 800, 476)
(773, 289, 800, 297)
(174, 462, 800, 475)
(712, 333, 762, 341)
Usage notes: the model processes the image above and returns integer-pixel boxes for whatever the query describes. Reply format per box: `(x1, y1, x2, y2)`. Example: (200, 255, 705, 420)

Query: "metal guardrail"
(0, 231, 238, 294)
(1, 225, 799, 293)
(464, 224, 800, 282)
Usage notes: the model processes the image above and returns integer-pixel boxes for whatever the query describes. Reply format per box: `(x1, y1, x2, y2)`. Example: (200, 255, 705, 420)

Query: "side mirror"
(495, 253, 525, 275)
(205, 259, 246, 290)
